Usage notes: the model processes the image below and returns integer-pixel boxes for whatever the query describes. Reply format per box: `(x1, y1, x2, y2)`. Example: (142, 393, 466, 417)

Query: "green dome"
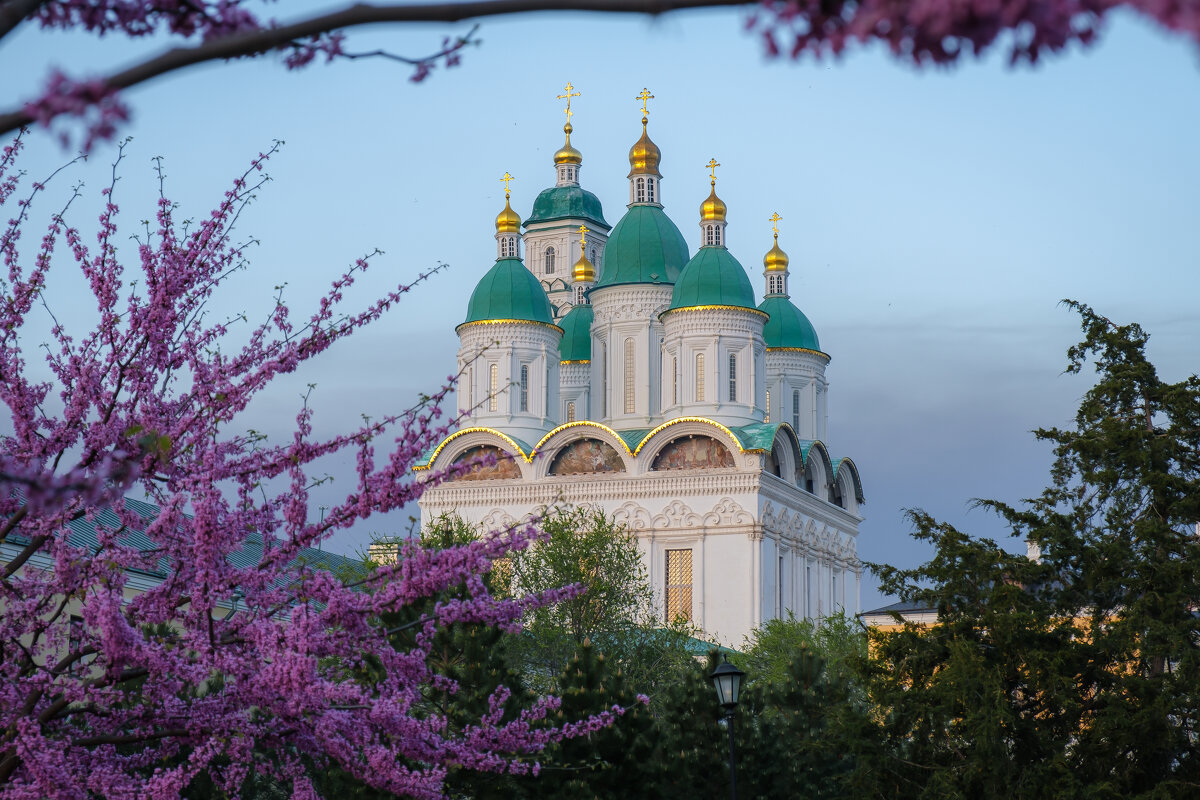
(526, 186, 608, 229)
(461, 258, 555, 327)
(595, 205, 689, 288)
(758, 295, 822, 351)
(557, 303, 594, 362)
(668, 247, 756, 311)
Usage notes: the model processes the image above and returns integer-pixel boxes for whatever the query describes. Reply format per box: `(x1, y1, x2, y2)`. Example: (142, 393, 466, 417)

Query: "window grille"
(764, 389, 770, 422)
(489, 364, 498, 412)
(647, 178, 655, 203)
(519, 365, 529, 412)
(695, 353, 705, 402)
(728, 353, 737, 402)
(672, 356, 678, 406)
(636, 178, 646, 203)
(544, 247, 555, 275)
(566, 401, 576, 422)
(665, 549, 693, 623)
(792, 390, 800, 432)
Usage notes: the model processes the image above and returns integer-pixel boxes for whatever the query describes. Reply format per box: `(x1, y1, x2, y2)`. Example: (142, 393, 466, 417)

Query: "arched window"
(519, 364, 529, 412)
(575, 285, 586, 304)
(792, 390, 800, 432)
(636, 177, 646, 203)
(728, 353, 737, 402)
(590, 247, 598, 268)
(646, 178, 656, 203)
(765, 389, 770, 423)
(705, 225, 715, 247)
(566, 401, 576, 422)
(489, 364, 499, 412)
(544, 247, 555, 275)
(695, 352, 705, 403)
(623, 338, 636, 414)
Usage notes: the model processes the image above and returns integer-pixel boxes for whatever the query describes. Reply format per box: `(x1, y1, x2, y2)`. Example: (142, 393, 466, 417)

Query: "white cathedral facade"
(416, 91, 864, 645)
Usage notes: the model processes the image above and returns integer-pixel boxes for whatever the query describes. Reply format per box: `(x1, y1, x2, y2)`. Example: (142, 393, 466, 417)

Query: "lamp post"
(710, 655, 745, 800)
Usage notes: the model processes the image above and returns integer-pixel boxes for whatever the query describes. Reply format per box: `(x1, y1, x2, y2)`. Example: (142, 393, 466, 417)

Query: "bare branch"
(0, 0, 49, 42)
(0, 0, 744, 138)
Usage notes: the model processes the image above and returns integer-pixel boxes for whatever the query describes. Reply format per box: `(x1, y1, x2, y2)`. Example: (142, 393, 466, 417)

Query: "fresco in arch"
(650, 436, 735, 471)
(448, 445, 521, 481)
(547, 439, 626, 475)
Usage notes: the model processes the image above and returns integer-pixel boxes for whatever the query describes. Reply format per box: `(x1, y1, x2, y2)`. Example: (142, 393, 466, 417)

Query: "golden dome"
(700, 182, 727, 223)
(554, 122, 583, 165)
(764, 235, 790, 272)
(495, 195, 521, 234)
(573, 251, 596, 283)
(627, 118, 661, 176)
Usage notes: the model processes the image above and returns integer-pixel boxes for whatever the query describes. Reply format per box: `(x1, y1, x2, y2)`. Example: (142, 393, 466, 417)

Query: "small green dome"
(557, 303, 594, 362)
(526, 186, 608, 229)
(758, 295, 822, 351)
(461, 258, 555, 327)
(668, 247, 756, 311)
(595, 205, 689, 288)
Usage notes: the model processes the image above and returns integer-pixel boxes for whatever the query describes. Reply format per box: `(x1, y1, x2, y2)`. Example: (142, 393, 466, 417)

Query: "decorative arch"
(798, 439, 834, 496)
(764, 425, 800, 483)
(530, 421, 634, 478)
(832, 456, 865, 506)
(632, 417, 746, 457)
(419, 427, 531, 474)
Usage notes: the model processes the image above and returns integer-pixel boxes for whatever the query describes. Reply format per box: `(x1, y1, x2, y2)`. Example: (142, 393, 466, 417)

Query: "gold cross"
(769, 212, 782, 238)
(557, 82, 581, 123)
(706, 158, 720, 184)
(578, 224, 590, 254)
(636, 88, 654, 117)
(500, 171, 515, 197)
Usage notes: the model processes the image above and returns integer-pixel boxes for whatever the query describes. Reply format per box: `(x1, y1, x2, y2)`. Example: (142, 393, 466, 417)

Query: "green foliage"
(864, 302, 1200, 800)
(507, 506, 698, 697)
(742, 610, 866, 689)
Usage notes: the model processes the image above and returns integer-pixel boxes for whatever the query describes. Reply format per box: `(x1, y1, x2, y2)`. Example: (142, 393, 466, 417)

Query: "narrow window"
(728, 353, 737, 402)
(519, 364, 529, 412)
(792, 390, 800, 432)
(695, 352, 705, 402)
(566, 401, 576, 422)
(590, 247, 597, 266)
(647, 178, 655, 203)
(672, 356, 678, 406)
(489, 364, 499, 412)
(764, 389, 770, 423)
(466, 368, 473, 409)
(544, 247, 555, 275)
(833, 572, 839, 611)
(623, 337, 636, 414)
(636, 177, 646, 203)
(806, 564, 813, 619)
(601, 344, 608, 417)
(705, 225, 714, 246)
(665, 549, 693, 623)
(777, 554, 784, 618)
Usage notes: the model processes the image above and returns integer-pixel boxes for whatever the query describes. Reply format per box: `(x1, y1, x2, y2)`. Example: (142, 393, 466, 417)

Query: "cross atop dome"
(553, 82, 583, 182)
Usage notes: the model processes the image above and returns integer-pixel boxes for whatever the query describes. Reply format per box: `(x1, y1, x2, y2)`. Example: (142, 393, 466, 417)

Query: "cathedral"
(415, 88, 864, 645)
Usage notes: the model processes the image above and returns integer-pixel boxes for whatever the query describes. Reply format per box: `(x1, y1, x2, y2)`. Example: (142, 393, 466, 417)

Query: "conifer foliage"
(869, 302, 1200, 800)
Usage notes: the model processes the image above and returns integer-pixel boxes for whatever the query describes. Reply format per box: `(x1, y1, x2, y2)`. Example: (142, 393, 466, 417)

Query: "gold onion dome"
(495, 195, 521, 234)
(628, 117, 662, 176)
(554, 122, 583, 165)
(573, 251, 596, 283)
(700, 182, 727, 223)
(764, 236, 789, 272)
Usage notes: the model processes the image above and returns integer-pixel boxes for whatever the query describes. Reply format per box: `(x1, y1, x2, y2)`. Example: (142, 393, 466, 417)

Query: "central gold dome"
(700, 183, 727, 223)
(763, 237, 789, 272)
(495, 196, 521, 234)
(628, 118, 661, 176)
(554, 122, 582, 165)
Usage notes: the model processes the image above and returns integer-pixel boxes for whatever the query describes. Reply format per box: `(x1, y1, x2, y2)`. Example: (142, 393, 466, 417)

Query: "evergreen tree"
(867, 301, 1200, 800)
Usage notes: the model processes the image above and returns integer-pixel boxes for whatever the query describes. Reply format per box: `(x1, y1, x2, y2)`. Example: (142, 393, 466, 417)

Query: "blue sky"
(3, 5, 1198, 611)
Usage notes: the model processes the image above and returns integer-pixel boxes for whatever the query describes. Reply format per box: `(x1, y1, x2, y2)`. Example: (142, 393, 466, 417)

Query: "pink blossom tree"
(0, 131, 627, 799)
(1, 0, 1199, 150)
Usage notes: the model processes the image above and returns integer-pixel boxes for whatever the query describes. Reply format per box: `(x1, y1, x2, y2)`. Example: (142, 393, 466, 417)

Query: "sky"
(2, 4, 1198, 612)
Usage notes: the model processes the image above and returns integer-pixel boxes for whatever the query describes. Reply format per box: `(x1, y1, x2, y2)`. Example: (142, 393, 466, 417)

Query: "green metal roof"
(461, 258, 555, 326)
(594, 205, 689, 288)
(557, 303, 594, 362)
(525, 185, 608, 229)
(668, 247, 756, 312)
(730, 422, 786, 452)
(758, 295, 822, 351)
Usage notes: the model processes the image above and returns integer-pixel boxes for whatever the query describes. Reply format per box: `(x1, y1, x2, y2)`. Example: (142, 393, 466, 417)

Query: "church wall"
(588, 284, 672, 427)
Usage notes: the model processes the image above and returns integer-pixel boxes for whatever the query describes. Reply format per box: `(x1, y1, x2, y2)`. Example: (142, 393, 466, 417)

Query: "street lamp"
(710, 655, 745, 800)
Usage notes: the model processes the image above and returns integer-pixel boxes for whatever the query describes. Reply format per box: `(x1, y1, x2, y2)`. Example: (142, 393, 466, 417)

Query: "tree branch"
(0, 0, 745, 138)
(0, 0, 48, 43)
